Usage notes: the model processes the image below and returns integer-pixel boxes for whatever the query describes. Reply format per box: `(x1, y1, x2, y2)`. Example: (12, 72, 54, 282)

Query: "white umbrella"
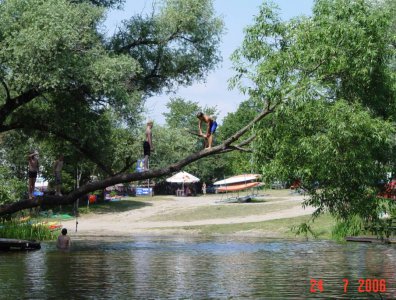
(166, 171, 200, 183)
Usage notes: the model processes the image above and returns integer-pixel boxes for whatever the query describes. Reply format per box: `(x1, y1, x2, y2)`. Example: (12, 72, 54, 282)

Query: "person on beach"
(143, 120, 154, 170)
(196, 112, 217, 149)
(27, 150, 39, 199)
(56, 228, 71, 250)
(202, 182, 207, 195)
(53, 154, 64, 196)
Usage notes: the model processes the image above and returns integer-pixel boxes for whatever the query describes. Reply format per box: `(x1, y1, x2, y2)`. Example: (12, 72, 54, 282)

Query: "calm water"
(0, 236, 395, 299)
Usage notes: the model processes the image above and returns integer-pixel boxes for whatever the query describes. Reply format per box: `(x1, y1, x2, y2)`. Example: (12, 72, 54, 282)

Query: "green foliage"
(257, 100, 394, 219)
(331, 215, 364, 241)
(151, 125, 196, 170)
(0, 0, 223, 193)
(292, 222, 319, 240)
(230, 0, 396, 222)
(219, 100, 258, 175)
(0, 166, 25, 204)
(0, 219, 58, 241)
(164, 97, 218, 131)
(154, 97, 225, 183)
(111, 0, 224, 95)
(231, 0, 395, 114)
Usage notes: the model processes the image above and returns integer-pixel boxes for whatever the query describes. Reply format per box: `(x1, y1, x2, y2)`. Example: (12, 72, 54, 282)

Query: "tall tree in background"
(0, 0, 265, 215)
(219, 100, 258, 175)
(0, 0, 223, 170)
(155, 97, 224, 183)
(0, 0, 223, 205)
(231, 0, 396, 225)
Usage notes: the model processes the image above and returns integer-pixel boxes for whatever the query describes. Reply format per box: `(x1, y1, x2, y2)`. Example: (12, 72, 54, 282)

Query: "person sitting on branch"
(196, 112, 217, 149)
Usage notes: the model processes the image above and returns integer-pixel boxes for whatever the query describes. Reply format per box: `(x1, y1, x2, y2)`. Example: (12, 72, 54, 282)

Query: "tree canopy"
(0, 0, 223, 171)
(0, 0, 228, 215)
(231, 0, 396, 222)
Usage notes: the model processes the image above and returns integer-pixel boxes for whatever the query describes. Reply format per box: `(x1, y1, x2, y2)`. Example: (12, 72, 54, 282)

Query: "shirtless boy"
(143, 120, 154, 170)
(27, 150, 39, 199)
(196, 112, 216, 149)
(56, 228, 71, 250)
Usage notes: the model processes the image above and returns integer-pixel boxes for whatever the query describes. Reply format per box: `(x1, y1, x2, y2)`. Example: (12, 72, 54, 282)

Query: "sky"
(105, 0, 314, 124)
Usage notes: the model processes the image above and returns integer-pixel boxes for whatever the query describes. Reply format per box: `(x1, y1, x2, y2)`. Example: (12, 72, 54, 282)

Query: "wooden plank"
(345, 236, 391, 244)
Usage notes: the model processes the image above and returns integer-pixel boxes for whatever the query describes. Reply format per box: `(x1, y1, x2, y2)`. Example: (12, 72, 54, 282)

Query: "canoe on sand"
(216, 182, 262, 193)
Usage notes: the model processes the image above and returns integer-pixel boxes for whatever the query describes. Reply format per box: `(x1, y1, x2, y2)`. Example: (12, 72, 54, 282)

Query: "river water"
(0, 236, 395, 299)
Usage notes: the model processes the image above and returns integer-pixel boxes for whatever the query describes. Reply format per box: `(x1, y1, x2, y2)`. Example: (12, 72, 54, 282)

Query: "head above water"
(61, 228, 67, 235)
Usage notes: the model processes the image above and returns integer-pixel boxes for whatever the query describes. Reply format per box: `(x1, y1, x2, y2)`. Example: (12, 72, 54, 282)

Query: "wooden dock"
(0, 238, 41, 251)
(345, 236, 393, 244)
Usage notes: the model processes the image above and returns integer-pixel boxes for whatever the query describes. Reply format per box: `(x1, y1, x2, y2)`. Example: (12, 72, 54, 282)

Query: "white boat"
(213, 174, 261, 186)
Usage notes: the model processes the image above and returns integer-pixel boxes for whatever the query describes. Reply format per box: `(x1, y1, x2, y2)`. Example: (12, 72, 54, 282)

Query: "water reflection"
(0, 237, 395, 299)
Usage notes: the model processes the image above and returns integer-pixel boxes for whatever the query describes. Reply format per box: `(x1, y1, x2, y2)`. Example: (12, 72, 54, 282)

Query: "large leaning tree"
(230, 0, 396, 226)
(0, 0, 266, 216)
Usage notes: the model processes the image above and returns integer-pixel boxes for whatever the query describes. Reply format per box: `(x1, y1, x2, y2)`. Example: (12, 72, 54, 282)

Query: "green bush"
(331, 215, 364, 241)
(0, 219, 59, 241)
(0, 167, 26, 205)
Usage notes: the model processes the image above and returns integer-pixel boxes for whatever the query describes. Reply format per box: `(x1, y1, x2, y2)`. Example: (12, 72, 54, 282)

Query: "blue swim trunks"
(210, 121, 217, 134)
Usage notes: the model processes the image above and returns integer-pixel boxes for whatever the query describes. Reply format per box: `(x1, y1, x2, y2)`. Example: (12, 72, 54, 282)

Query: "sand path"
(62, 192, 315, 236)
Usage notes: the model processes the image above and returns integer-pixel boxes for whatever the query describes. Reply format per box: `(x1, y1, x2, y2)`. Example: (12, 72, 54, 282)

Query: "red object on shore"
(290, 179, 301, 190)
(378, 179, 396, 200)
(88, 194, 97, 204)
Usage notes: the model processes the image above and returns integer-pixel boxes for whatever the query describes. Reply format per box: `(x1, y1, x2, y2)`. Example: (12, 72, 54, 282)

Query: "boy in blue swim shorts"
(196, 112, 217, 149)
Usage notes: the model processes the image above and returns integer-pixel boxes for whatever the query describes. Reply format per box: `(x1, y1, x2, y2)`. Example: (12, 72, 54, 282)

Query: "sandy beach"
(62, 190, 316, 237)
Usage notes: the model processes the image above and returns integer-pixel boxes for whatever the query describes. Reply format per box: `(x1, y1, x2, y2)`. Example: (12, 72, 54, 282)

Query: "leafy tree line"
(230, 0, 396, 231)
(1, 0, 396, 235)
(0, 0, 263, 215)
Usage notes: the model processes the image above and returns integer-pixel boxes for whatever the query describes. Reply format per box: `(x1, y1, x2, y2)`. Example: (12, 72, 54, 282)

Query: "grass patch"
(161, 214, 336, 239)
(146, 201, 295, 222)
(0, 219, 60, 241)
(57, 197, 153, 215)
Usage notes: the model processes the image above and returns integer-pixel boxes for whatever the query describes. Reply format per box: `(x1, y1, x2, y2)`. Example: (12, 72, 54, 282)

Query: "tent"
(166, 171, 200, 183)
(166, 171, 200, 196)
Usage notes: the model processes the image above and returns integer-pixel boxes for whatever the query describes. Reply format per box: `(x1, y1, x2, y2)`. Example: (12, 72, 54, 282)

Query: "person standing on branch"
(53, 154, 64, 196)
(143, 120, 154, 170)
(27, 150, 39, 199)
(196, 112, 217, 149)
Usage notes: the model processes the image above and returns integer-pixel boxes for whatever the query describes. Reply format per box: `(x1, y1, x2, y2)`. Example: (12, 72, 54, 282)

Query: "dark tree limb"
(0, 89, 41, 124)
(227, 145, 252, 152)
(0, 108, 273, 216)
(0, 80, 10, 102)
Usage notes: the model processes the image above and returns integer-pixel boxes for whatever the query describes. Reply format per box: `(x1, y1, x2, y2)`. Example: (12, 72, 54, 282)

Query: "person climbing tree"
(196, 112, 217, 149)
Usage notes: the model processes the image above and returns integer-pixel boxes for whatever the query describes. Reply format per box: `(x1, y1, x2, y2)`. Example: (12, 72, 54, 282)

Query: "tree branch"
(0, 108, 275, 216)
(0, 89, 41, 124)
(0, 80, 10, 102)
(226, 145, 252, 152)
